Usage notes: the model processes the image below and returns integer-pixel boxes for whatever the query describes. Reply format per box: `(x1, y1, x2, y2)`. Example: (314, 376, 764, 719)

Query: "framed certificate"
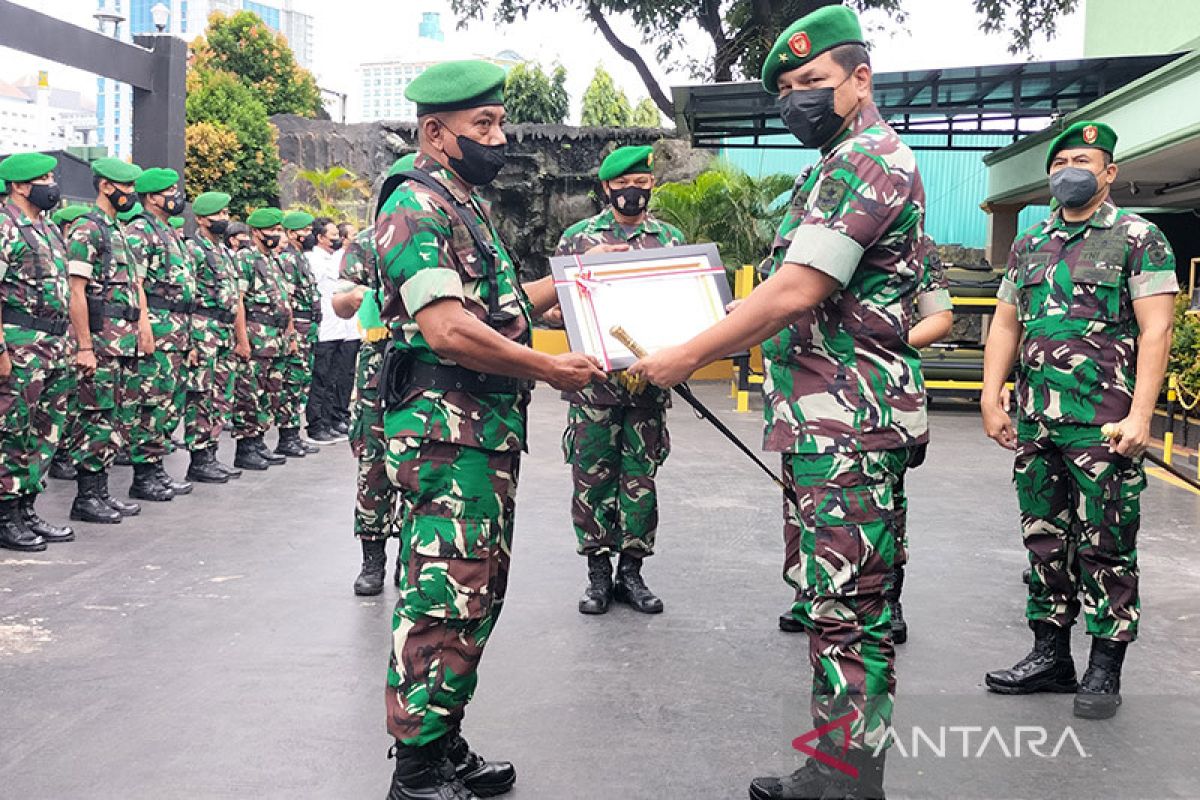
(550, 244, 733, 371)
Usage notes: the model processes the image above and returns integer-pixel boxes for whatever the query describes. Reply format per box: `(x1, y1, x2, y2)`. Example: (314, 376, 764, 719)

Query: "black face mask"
(235, 237, 252, 252)
(447, 133, 507, 186)
(608, 186, 651, 216)
(1049, 166, 1101, 209)
(261, 234, 281, 250)
(28, 182, 61, 212)
(106, 187, 137, 214)
(163, 193, 185, 216)
(777, 81, 849, 149)
(207, 219, 229, 237)
(301, 233, 317, 251)
(329, 238, 343, 251)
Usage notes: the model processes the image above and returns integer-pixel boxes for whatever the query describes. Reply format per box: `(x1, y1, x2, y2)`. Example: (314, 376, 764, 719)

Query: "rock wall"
(271, 116, 714, 279)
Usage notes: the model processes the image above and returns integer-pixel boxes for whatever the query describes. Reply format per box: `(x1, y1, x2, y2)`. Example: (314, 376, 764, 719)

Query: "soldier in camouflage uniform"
(125, 167, 196, 501)
(275, 210, 322, 458)
(232, 207, 296, 471)
(982, 121, 1178, 721)
(182, 191, 247, 483)
(632, 9, 923, 798)
(375, 61, 602, 800)
(0, 153, 75, 550)
(64, 158, 149, 524)
(555, 145, 682, 617)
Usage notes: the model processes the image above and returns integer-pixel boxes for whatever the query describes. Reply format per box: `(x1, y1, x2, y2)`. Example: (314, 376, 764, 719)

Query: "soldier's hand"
(138, 327, 156, 356)
(75, 348, 97, 375)
(187, 349, 200, 367)
(544, 353, 605, 391)
(999, 385, 1012, 411)
(234, 339, 251, 361)
(1108, 414, 1151, 458)
(584, 243, 631, 256)
(289, 337, 299, 355)
(541, 306, 564, 327)
(0, 351, 11, 382)
(627, 344, 696, 389)
(981, 400, 1016, 450)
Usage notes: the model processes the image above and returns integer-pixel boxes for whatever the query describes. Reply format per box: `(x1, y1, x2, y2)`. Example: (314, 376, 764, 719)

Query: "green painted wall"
(1084, 0, 1200, 57)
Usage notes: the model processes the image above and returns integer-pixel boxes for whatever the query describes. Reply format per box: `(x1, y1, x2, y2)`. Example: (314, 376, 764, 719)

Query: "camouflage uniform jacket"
(997, 200, 1178, 426)
(65, 209, 141, 359)
(278, 244, 320, 338)
(376, 153, 533, 453)
(0, 202, 70, 364)
(125, 212, 195, 351)
(342, 225, 388, 377)
(916, 236, 952, 319)
(555, 208, 682, 408)
(185, 232, 240, 349)
(236, 246, 291, 358)
(761, 103, 928, 454)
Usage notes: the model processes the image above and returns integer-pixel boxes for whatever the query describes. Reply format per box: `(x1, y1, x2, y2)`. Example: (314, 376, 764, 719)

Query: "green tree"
(1170, 294, 1200, 397)
(192, 10, 322, 117)
(650, 161, 793, 276)
(185, 67, 281, 217)
(293, 166, 369, 221)
(505, 62, 570, 124)
(580, 66, 632, 127)
(630, 97, 661, 127)
(451, 0, 1080, 115)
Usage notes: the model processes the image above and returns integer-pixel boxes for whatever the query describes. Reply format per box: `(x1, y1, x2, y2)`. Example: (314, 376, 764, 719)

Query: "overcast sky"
(2, 0, 1087, 121)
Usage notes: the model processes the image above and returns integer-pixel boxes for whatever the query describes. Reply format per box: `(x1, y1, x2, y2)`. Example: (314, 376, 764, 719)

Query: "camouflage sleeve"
(916, 246, 953, 318)
(66, 218, 100, 279)
(783, 150, 910, 287)
(376, 187, 463, 316)
(341, 240, 369, 285)
(0, 220, 18, 283)
(1128, 221, 1180, 300)
(553, 233, 576, 257)
(124, 219, 150, 281)
(235, 250, 251, 294)
(996, 239, 1022, 306)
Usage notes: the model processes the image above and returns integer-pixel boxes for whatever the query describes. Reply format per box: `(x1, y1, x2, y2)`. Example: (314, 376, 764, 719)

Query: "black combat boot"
(354, 538, 387, 596)
(446, 731, 516, 797)
(386, 740, 479, 800)
(985, 620, 1078, 694)
(613, 552, 663, 614)
(101, 471, 141, 517)
(48, 452, 76, 480)
(254, 436, 287, 465)
(18, 493, 74, 543)
(1074, 638, 1128, 720)
(0, 497, 47, 551)
(130, 462, 174, 502)
(234, 437, 270, 471)
(70, 470, 122, 524)
(187, 448, 229, 484)
(210, 445, 242, 479)
(884, 566, 907, 644)
(154, 463, 192, 495)
(578, 553, 613, 615)
(778, 610, 805, 633)
(275, 427, 308, 458)
(750, 742, 886, 800)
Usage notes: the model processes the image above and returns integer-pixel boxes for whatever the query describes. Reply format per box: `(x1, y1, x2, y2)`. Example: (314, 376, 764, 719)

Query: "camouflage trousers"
(67, 355, 137, 473)
(279, 330, 314, 430)
(384, 437, 519, 746)
(351, 342, 397, 540)
(183, 342, 236, 451)
(129, 348, 189, 465)
(562, 403, 670, 557)
(1015, 420, 1144, 642)
(0, 346, 71, 499)
(233, 354, 284, 439)
(782, 448, 908, 753)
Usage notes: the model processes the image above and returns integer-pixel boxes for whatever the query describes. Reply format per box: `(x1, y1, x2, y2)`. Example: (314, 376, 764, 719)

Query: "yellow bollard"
(1164, 375, 1178, 465)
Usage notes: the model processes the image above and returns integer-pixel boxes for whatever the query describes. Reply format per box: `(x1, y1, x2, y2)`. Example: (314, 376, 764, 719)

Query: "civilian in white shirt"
(305, 217, 350, 443)
(331, 221, 362, 435)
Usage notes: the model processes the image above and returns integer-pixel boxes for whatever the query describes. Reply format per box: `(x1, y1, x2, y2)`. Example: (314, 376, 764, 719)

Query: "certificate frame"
(550, 243, 734, 371)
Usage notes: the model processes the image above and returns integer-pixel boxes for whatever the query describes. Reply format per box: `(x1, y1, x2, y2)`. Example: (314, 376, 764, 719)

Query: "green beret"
(387, 153, 419, 177)
(405, 60, 506, 116)
(117, 202, 143, 223)
(0, 152, 58, 183)
(761, 5, 865, 94)
(282, 210, 315, 230)
(135, 167, 180, 194)
(246, 207, 283, 229)
(598, 146, 655, 182)
(91, 157, 142, 185)
(192, 191, 231, 217)
(1046, 120, 1118, 172)
(52, 204, 91, 226)
(0, 180, 6, 195)
(168, 216, 185, 229)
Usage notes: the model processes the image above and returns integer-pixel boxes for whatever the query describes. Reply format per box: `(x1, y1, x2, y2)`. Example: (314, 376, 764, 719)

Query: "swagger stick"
(610, 325, 799, 505)
(1101, 423, 1200, 492)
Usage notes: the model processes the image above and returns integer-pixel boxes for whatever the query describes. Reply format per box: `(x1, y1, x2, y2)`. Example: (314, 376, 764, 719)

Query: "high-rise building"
(0, 72, 97, 153)
(355, 11, 521, 123)
(94, 0, 314, 159)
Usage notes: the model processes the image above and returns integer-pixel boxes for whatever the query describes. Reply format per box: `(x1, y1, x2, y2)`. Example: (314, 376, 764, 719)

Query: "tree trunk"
(586, 2, 675, 117)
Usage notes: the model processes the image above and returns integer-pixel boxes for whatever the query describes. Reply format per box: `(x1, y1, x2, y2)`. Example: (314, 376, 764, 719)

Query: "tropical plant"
(650, 161, 793, 279)
(505, 62, 570, 124)
(580, 65, 632, 127)
(1170, 293, 1200, 397)
(630, 98, 662, 128)
(293, 166, 369, 220)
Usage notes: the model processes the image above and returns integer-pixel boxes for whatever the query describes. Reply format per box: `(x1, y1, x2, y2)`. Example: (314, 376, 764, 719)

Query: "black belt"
(194, 306, 236, 325)
(2, 309, 69, 336)
(146, 295, 196, 313)
(89, 298, 141, 322)
(293, 309, 322, 322)
(246, 310, 289, 328)
(408, 360, 526, 395)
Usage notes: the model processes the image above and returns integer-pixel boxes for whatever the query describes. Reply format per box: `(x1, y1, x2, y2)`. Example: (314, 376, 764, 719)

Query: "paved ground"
(2, 383, 1199, 800)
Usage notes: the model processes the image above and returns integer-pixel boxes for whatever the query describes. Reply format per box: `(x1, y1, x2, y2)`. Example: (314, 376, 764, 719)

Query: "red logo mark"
(1082, 125, 1099, 144)
(789, 32, 812, 58)
(791, 711, 860, 778)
